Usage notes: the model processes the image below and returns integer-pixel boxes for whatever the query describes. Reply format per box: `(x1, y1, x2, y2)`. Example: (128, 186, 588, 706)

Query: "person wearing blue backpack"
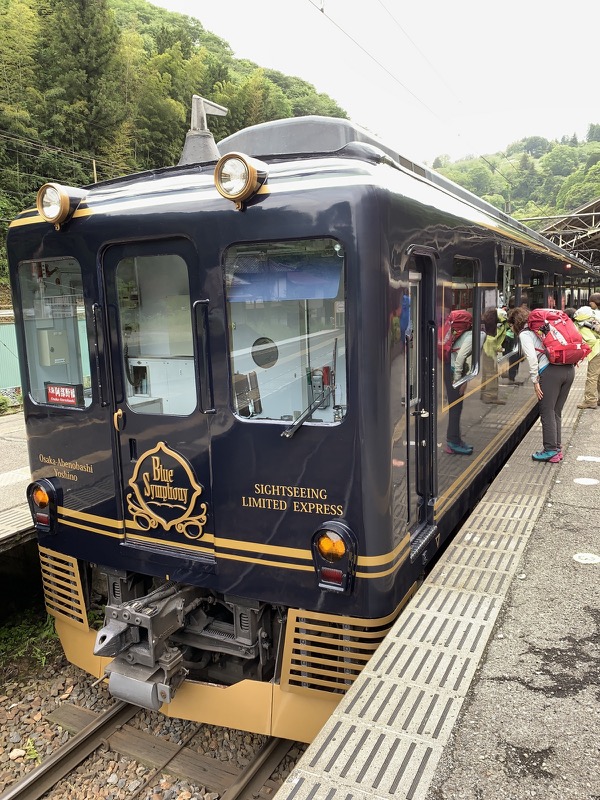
(507, 306, 575, 462)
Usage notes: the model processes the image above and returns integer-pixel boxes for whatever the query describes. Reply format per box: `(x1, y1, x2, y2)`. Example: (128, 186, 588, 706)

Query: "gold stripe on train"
(9, 207, 93, 227)
(57, 505, 413, 575)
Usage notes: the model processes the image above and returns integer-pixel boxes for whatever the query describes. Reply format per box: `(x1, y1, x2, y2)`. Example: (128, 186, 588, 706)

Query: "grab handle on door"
(193, 299, 215, 413)
(92, 303, 108, 407)
(113, 408, 125, 431)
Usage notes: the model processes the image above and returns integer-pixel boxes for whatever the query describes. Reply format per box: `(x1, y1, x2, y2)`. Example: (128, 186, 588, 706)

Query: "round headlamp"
(37, 183, 71, 225)
(36, 182, 87, 228)
(214, 152, 268, 209)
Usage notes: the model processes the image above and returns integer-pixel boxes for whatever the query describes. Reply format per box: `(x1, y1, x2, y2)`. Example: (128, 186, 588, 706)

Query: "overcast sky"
(150, 0, 598, 165)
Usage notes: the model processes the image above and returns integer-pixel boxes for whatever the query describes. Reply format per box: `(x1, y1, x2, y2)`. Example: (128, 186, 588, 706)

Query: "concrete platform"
(0, 411, 33, 553)
(274, 366, 600, 800)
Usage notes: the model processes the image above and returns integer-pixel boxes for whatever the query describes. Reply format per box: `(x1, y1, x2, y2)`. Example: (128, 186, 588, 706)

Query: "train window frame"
(564, 273, 573, 308)
(17, 258, 92, 409)
(553, 274, 562, 310)
(441, 257, 481, 390)
(529, 269, 548, 309)
(223, 237, 347, 427)
(114, 253, 197, 417)
(496, 263, 519, 366)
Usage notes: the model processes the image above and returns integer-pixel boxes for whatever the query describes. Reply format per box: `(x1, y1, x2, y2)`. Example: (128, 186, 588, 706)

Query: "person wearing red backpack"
(507, 306, 575, 462)
(573, 305, 600, 409)
(441, 310, 474, 455)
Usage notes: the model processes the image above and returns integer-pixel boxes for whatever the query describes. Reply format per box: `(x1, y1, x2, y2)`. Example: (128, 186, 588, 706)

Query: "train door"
(404, 251, 437, 555)
(102, 240, 214, 553)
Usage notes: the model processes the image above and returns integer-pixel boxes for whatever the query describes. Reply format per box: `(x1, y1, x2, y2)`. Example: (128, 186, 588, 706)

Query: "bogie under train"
(7, 98, 599, 741)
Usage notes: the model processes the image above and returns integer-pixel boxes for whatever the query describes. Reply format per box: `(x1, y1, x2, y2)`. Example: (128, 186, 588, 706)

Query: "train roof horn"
(178, 95, 228, 166)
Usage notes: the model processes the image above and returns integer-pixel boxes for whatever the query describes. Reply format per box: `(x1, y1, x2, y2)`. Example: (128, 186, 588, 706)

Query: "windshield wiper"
(281, 386, 333, 439)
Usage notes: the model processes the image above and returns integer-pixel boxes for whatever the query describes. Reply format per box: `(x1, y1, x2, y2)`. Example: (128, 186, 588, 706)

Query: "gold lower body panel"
(42, 545, 411, 743)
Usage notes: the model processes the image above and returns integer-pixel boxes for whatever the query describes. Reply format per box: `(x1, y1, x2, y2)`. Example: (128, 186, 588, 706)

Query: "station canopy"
(535, 196, 600, 268)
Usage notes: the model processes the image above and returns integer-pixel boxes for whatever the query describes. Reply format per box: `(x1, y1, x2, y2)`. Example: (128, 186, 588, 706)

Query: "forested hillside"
(1, 0, 600, 283)
(435, 128, 600, 230)
(0, 0, 346, 278)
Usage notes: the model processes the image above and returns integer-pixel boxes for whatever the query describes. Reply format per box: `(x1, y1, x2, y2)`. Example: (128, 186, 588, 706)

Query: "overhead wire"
(308, 0, 547, 216)
(1, 3, 559, 224)
(0, 130, 118, 170)
(307, 0, 440, 122)
(373, 0, 532, 191)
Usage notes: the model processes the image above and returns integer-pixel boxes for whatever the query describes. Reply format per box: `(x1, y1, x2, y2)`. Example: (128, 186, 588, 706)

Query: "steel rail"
(220, 737, 295, 800)
(0, 701, 138, 800)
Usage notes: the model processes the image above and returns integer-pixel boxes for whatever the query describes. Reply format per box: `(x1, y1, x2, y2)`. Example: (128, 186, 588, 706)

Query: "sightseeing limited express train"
(7, 98, 598, 742)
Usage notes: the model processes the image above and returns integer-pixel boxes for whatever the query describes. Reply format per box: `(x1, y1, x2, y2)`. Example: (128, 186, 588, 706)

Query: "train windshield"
(17, 258, 91, 408)
(224, 238, 347, 425)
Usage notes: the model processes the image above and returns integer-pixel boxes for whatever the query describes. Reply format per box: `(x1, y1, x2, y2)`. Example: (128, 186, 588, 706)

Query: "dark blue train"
(7, 97, 599, 741)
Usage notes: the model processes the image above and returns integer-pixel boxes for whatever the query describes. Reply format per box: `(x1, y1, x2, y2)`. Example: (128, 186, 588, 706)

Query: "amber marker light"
(316, 530, 346, 562)
(311, 521, 357, 594)
(214, 152, 268, 209)
(32, 485, 50, 509)
(27, 479, 59, 533)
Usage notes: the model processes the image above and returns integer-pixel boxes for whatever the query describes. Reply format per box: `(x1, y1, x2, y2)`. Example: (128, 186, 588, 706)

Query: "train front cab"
(8, 172, 441, 742)
(10, 137, 579, 742)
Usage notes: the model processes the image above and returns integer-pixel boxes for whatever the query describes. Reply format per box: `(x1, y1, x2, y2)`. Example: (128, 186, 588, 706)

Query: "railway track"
(1, 701, 138, 800)
(1, 700, 296, 800)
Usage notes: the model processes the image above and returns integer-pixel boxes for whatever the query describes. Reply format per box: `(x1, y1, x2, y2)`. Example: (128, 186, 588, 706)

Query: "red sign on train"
(44, 382, 84, 407)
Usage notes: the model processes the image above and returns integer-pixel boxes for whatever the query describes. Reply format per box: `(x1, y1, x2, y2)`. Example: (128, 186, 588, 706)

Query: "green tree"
(481, 192, 507, 213)
(555, 162, 600, 211)
(587, 124, 600, 143)
(539, 145, 581, 178)
(432, 155, 452, 169)
(132, 67, 186, 168)
(215, 69, 292, 136)
(462, 162, 494, 196)
(37, 0, 126, 160)
(264, 70, 346, 118)
(504, 137, 547, 159)
(510, 153, 542, 202)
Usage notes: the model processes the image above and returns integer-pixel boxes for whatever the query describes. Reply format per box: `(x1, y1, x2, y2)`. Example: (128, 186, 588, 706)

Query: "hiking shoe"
(445, 441, 473, 455)
(532, 449, 560, 461)
(548, 451, 563, 463)
(502, 378, 524, 385)
(577, 402, 597, 409)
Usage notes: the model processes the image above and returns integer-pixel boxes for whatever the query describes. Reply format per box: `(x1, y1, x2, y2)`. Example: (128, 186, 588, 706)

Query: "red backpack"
(438, 310, 472, 360)
(527, 309, 591, 365)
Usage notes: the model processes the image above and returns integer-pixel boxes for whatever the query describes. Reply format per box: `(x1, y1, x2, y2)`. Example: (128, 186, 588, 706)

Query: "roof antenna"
(179, 95, 228, 165)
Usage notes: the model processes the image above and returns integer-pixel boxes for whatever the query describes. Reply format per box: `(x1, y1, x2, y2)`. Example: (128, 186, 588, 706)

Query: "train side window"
(441, 257, 479, 385)
(553, 275, 563, 309)
(115, 254, 196, 416)
(529, 270, 547, 309)
(564, 274, 573, 308)
(224, 238, 347, 425)
(17, 258, 92, 408)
